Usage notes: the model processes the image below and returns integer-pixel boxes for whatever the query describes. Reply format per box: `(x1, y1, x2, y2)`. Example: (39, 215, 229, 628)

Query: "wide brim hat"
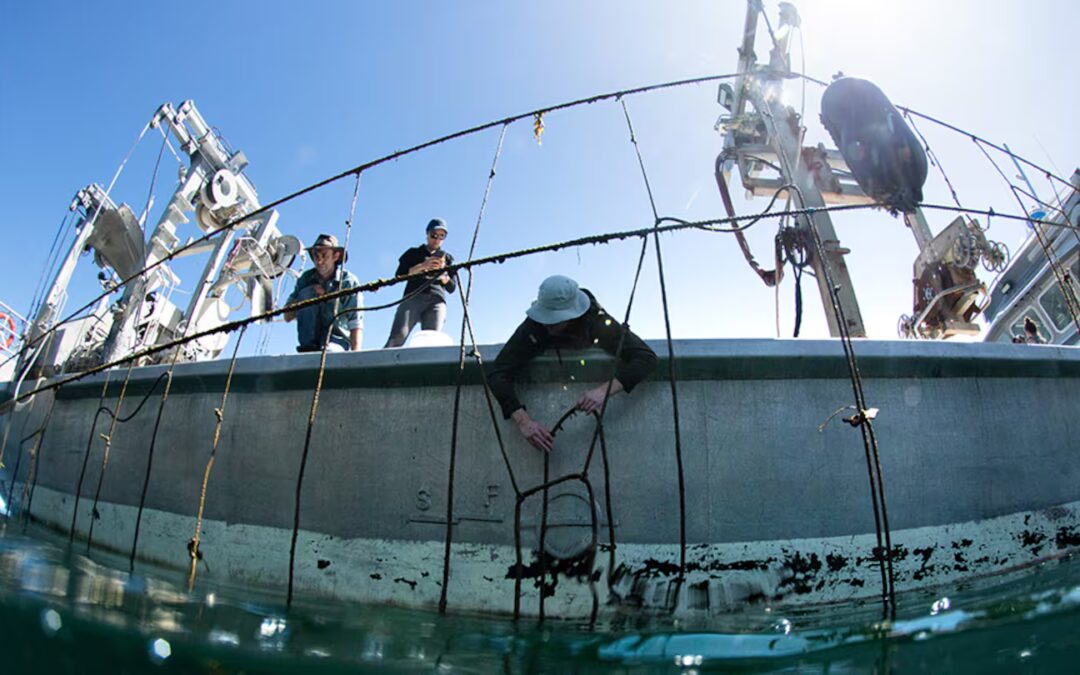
(526, 275, 591, 325)
(306, 233, 348, 262)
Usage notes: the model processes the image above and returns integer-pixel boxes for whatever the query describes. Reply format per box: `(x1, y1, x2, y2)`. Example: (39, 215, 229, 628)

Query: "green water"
(1, 525, 1079, 674)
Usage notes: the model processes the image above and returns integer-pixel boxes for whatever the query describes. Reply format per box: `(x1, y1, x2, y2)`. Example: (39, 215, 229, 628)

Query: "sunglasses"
(428, 232, 446, 240)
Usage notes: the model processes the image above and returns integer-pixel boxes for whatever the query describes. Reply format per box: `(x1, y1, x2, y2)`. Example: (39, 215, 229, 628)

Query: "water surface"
(1, 523, 1078, 673)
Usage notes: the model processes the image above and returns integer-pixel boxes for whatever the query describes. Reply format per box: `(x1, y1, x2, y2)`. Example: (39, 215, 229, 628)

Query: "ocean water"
(1, 524, 1079, 674)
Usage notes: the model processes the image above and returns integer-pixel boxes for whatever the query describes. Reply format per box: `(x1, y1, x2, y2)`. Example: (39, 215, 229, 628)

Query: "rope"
(755, 75, 897, 614)
(439, 123, 508, 614)
(903, 109, 962, 209)
(187, 324, 247, 590)
(10, 199, 1071, 405)
(895, 104, 1076, 191)
(18, 392, 59, 530)
(785, 182, 896, 617)
(286, 317, 334, 610)
(69, 370, 114, 544)
(86, 361, 136, 554)
(72, 368, 170, 549)
(128, 346, 183, 572)
(286, 173, 365, 610)
(620, 99, 687, 591)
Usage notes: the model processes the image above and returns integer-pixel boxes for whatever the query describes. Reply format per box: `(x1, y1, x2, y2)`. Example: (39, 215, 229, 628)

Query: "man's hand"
(576, 379, 625, 415)
(313, 284, 326, 296)
(512, 409, 553, 452)
(408, 258, 442, 275)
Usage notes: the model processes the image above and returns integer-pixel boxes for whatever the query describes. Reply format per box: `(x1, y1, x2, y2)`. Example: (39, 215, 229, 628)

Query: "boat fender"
(820, 77, 928, 214)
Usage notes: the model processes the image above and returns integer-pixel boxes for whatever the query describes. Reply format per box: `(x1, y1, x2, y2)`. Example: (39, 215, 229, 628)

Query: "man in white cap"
(384, 218, 456, 347)
(284, 233, 363, 351)
(488, 275, 657, 452)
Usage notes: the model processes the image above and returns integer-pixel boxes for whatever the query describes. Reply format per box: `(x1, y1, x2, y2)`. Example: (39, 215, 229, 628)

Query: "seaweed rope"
(287, 170, 363, 610)
(812, 209, 897, 618)
(784, 183, 897, 617)
(11, 200, 1071, 406)
(620, 98, 688, 595)
(18, 391, 60, 530)
(2, 389, 56, 529)
(973, 139, 1080, 335)
(282, 273, 443, 606)
(439, 123, 507, 614)
(69, 369, 114, 544)
(70, 368, 172, 548)
(764, 69, 898, 612)
(128, 344, 184, 572)
(85, 361, 136, 554)
(760, 90, 896, 615)
(187, 324, 247, 590)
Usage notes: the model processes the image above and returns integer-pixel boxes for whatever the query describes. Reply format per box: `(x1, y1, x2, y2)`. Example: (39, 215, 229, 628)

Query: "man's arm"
(590, 309, 658, 394)
(340, 273, 364, 350)
(487, 320, 546, 420)
(441, 254, 457, 294)
(282, 272, 311, 322)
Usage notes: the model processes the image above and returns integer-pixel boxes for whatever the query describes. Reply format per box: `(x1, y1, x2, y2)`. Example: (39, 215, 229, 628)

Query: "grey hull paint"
(3, 338, 1080, 618)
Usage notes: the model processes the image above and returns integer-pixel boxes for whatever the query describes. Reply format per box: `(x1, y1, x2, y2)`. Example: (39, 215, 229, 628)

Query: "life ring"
(0, 312, 15, 350)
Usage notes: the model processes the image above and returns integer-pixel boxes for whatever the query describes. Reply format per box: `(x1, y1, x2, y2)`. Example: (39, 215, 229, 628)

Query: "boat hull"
(4, 339, 1080, 618)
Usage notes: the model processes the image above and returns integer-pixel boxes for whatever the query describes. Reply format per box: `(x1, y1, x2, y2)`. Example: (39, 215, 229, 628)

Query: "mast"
(717, 0, 866, 337)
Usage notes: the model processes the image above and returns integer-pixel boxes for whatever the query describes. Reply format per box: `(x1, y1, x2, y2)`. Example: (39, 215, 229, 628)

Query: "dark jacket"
(396, 245, 457, 300)
(487, 290, 657, 419)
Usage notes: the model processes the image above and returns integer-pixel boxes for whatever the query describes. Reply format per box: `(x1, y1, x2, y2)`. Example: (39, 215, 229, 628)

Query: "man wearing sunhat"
(284, 233, 363, 351)
(488, 275, 657, 452)
(384, 218, 457, 348)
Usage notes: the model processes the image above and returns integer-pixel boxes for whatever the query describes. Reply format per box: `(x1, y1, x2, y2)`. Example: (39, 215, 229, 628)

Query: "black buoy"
(820, 77, 927, 214)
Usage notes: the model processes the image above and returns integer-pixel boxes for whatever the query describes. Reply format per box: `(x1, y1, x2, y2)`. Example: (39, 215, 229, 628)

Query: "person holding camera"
(383, 218, 457, 348)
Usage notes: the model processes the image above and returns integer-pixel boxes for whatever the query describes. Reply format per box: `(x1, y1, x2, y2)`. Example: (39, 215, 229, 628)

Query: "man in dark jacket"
(384, 218, 456, 348)
(488, 275, 657, 452)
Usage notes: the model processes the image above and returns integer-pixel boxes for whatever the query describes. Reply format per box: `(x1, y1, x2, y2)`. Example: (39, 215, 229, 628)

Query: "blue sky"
(1, 1, 1077, 356)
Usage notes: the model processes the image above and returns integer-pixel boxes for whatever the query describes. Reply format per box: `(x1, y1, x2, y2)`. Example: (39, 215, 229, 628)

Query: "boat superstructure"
(983, 171, 1080, 345)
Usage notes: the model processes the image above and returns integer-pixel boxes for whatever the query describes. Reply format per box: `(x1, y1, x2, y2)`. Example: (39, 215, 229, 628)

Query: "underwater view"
(1, 521, 1079, 674)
